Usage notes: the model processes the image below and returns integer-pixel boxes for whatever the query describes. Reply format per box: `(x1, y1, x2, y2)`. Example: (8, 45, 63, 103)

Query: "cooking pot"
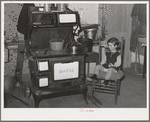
(67, 41, 83, 54)
(84, 28, 97, 40)
(49, 38, 64, 51)
(78, 38, 93, 52)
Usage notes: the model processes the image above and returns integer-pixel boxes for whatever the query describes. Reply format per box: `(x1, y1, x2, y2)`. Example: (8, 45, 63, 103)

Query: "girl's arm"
(114, 55, 121, 67)
(100, 55, 106, 65)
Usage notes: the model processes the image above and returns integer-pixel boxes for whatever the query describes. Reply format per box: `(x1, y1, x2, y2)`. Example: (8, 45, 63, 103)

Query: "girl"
(86, 37, 121, 84)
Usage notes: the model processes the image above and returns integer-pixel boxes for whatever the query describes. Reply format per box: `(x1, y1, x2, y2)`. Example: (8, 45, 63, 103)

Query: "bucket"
(84, 28, 97, 40)
(49, 39, 64, 51)
(78, 38, 93, 52)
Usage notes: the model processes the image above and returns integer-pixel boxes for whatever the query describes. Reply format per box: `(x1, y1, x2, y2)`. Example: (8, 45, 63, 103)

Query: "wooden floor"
(4, 68, 147, 108)
(88, 68, 147, 108)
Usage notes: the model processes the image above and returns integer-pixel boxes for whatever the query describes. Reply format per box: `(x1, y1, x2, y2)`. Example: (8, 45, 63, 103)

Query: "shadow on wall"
(4, 3, 22, 41)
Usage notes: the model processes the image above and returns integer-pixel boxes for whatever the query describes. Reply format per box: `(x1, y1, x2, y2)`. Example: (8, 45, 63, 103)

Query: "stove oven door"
(29, 55, 85, 89)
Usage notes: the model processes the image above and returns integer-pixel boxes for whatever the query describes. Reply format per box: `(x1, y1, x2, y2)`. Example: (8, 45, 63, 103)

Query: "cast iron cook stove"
(25, 6, 88, 107)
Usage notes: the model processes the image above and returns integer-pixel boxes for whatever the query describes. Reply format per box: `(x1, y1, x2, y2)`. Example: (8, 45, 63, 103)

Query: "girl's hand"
(108, 63, 115, 68)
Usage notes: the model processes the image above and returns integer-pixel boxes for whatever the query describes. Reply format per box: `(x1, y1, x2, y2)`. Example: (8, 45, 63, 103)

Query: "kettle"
(66, 41, 83, 54)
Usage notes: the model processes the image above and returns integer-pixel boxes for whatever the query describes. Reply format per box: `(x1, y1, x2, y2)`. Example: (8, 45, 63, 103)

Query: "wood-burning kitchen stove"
(25, 6, 88, 107)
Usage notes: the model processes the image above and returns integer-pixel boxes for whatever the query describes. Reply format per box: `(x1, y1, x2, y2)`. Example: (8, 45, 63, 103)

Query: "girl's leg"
(105, 68, 116, 80)
(86, 65, 104, 81)
(94, 65, 105, 83)
(94, 65, 104, 75)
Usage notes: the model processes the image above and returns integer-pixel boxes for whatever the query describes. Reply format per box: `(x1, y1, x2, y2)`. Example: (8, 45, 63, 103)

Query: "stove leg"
(33, 95, 41, 108)
(82, 84, 88, 104)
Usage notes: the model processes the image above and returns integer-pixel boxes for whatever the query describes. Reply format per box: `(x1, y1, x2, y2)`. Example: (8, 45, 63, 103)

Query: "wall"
(69, 3, 99, 24)
(101, 4, 133, 68)
(4, 3, 144, 76)
(4, 3, 28, 76)
(4, 3, 22, 41)
(4, 3, 99, 76)
(102, 4, 146, 69)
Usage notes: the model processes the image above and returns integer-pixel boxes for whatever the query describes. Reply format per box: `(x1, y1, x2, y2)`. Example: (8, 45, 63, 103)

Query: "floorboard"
(4, 68, 147, 108)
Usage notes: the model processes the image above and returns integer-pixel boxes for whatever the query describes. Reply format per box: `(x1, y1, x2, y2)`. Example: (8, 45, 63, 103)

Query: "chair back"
(119, 37, 125, 71)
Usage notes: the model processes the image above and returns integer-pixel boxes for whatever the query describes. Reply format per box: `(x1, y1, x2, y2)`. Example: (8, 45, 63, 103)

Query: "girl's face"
(108, 42, 117, 52)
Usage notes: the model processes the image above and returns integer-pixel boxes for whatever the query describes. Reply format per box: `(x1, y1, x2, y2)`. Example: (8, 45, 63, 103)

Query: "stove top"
(30, 48, 86, 58)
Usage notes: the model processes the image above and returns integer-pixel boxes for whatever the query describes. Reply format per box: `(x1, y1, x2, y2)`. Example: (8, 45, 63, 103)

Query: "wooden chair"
(90, 37, 125, 105)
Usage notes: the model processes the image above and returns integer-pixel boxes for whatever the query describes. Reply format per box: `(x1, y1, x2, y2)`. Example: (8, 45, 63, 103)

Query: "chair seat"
(96, 70, 124, 80)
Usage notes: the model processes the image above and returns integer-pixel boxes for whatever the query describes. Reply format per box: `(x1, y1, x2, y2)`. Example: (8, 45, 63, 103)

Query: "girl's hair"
(107, 37, 120, 50)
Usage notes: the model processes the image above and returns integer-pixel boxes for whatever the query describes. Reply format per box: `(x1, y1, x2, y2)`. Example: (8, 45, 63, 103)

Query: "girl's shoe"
(101, 80, 109, 87)
(86, 74, 97, 82)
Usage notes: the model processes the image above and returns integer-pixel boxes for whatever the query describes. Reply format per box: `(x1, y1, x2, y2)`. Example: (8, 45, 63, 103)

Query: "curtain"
(130, 4, 146, 52)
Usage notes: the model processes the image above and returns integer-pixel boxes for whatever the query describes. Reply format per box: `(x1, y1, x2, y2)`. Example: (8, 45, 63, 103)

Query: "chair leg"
(114, 80, 118, 105)
(91, 90, 94, 102)
(82, 84, 88, 104)
(91, 82, 94, 102)
(117, 80, 121, 96)
(87, 62, 90, 75)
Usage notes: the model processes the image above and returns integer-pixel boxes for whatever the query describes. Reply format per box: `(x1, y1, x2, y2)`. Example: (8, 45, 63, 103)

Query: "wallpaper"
(4, 3, 29, 76)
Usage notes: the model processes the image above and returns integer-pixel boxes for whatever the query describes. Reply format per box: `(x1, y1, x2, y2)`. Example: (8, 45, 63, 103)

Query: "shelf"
(81, 24, 100, 31)
(6, 41, 25, 46)
(138, 34, 146, 38)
